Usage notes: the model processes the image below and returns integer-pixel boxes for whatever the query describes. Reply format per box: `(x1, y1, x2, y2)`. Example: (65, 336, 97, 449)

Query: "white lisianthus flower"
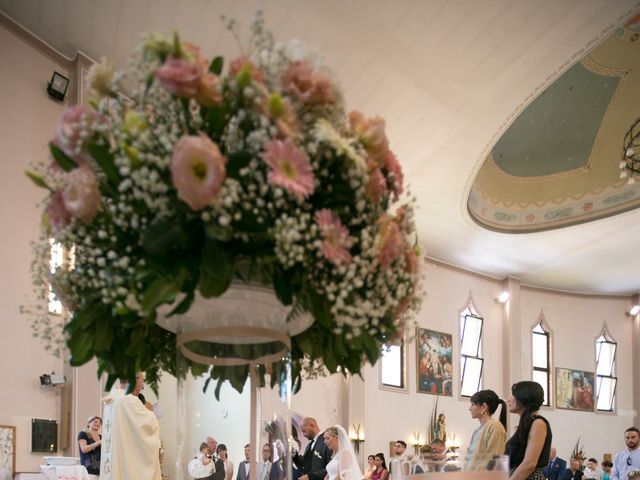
(87, 58, 115, 97)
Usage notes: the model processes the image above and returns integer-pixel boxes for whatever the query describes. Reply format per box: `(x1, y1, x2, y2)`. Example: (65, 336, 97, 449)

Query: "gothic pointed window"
(595, 328, 617, 412)
(531, 319, 551, 406)
(460, 301, 483, 397)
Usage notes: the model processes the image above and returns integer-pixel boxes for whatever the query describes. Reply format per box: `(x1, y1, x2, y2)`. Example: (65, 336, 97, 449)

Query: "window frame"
(379, 336, 408, 393)
(531, 321, 551, 407)
(459, 309, 484, 398)
(595, 330, 617, 413)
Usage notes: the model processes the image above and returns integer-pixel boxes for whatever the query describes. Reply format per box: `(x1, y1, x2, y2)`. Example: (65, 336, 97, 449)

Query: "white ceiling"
(2, 0, 639, 295)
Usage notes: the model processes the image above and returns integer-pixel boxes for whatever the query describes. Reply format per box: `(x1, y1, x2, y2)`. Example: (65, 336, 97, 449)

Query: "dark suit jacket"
(544, 458, 567, 480)
(236, 460, 250, 480)
(205, 458, 225, 480)
(293, 435, 331, 480)
(564, 469, 584, 480)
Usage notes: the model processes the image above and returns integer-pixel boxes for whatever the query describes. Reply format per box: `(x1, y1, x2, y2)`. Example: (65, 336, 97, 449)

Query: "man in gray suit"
(237, 444, 251, 480)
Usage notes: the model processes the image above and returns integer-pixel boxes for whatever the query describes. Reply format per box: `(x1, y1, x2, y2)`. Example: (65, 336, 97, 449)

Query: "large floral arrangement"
(28, 16, 421, 394)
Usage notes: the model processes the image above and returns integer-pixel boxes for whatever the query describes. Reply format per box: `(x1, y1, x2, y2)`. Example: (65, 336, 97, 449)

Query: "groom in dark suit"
(293, 417, 331, 480)
(544, 447, 567, 480)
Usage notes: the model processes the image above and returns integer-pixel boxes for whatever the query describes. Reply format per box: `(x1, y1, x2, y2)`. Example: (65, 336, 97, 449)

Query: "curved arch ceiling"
(468, 14, 640, 233)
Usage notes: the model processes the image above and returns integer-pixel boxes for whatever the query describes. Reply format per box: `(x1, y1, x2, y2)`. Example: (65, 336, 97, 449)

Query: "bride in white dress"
(324, 425, 364, 480)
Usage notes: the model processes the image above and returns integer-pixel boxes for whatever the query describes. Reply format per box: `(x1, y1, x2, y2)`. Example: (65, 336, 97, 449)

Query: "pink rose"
(376, 215, 404, 270)
(366, 161, 387, 204)
(195, 73, 222, 107)
(383, 150, 403, 199)
(182, 42, 209, 71)
(171, 134, 227, 210)
(54, 106, 103, 158)
(46, 191, 71, 231)
(282, 61, 335, 105)
(405, 246, 418, 275)
(155, 58, 202, 97)
(62, 165, 101, 223)
(348, 111, 389, 162)
(229, 57, 266, 84)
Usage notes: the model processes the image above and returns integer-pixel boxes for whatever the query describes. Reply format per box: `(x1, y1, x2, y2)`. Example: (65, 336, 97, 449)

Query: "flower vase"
(157, 281, 311, 480)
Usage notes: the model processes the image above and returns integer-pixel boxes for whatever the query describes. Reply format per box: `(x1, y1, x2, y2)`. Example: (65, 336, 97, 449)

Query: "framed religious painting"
(416, 328, 453, 396)
(0, 425, 16, 479)
(555, 367, 595, 411)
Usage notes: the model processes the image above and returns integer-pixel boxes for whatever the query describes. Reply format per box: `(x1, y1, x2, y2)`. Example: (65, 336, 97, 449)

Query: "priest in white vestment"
(106, 373, 162, 480)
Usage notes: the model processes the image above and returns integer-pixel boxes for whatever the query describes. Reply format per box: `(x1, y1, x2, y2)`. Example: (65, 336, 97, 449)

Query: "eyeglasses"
(627, 457, 632, 466)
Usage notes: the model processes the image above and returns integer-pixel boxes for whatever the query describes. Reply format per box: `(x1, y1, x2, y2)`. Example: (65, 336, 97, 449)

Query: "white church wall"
(0, 21, 69, 472)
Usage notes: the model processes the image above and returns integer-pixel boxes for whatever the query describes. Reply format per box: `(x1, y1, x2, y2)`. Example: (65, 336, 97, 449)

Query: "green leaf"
(199, 238, 232, 297)
(361, 334, 380, 365)
(87, 143, 120, 186)
(67, 329, 95, 366)
(49, 142, 78, 172)
(295, 334, 315, 356)
(141, 277, 180, 313)
(25, 170, 52, 190)
(94, 318, 114, 351)
(272, 266, 292, 306)
(205, 106, 228, 137)
(209, 56, 223, 75)
(126, 328, 146, 355)
(105, 374, 119, 392)
(205, 223, 233, 242)
(142, 221, 188, 256)
(168, 291, 195, 316)
(226, 151, 252, 180)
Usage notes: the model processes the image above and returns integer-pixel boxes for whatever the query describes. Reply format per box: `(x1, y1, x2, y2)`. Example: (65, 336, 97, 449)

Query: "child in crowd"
(583, 458, 600, 480)
(601, 461, 612, 480)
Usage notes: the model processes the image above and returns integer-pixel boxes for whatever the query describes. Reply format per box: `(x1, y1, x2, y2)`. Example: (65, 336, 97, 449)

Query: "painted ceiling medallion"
(468, 14, 640, 232)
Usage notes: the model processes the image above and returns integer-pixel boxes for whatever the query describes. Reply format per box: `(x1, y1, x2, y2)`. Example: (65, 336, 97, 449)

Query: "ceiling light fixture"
(629, 305, 640, 316)
(497, 291, 510, 304)
(620, 116, 640, 185)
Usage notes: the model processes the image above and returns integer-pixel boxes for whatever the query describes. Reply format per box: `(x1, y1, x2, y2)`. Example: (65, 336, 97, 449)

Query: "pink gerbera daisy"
(263, 140, 315, 202)
(316, 209, 353, 266)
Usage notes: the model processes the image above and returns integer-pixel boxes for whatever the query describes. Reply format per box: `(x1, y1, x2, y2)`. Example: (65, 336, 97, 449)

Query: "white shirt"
(259, 461, 272, 480)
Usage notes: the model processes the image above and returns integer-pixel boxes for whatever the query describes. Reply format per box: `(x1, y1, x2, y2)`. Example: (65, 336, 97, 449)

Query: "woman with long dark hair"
(505, 381, 552, 480)
(465, 389, 507, 470)
(371, 453, 389, 480)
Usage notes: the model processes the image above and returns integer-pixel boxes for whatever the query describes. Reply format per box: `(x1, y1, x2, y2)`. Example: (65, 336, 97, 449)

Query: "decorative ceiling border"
(461, 3, 640, 225)
(472, 178, 635, 208)
(468, 181, 640, 232)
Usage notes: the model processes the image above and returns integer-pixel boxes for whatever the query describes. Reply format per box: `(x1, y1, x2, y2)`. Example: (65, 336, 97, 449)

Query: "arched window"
(595, 327, 617, 412)
(531, 316, 551, 406)
(460, 298, 483, 397)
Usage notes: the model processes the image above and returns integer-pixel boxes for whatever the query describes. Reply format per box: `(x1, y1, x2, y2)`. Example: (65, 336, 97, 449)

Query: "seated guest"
(583, 458, 600, 480)
(564, 459, 584, 480)
(602, 461, 613, 480)
(544, 447, 567, 480)
(364, 455, 375, 480)
(371, 453, 389, 480)
(78, 415, 102, 480)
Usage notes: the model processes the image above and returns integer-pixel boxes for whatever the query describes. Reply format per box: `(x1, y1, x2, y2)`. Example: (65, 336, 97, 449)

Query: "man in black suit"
(204, 436, 226, 480)
(293, 417, 331, 480)
(544, 447, 567, 480)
